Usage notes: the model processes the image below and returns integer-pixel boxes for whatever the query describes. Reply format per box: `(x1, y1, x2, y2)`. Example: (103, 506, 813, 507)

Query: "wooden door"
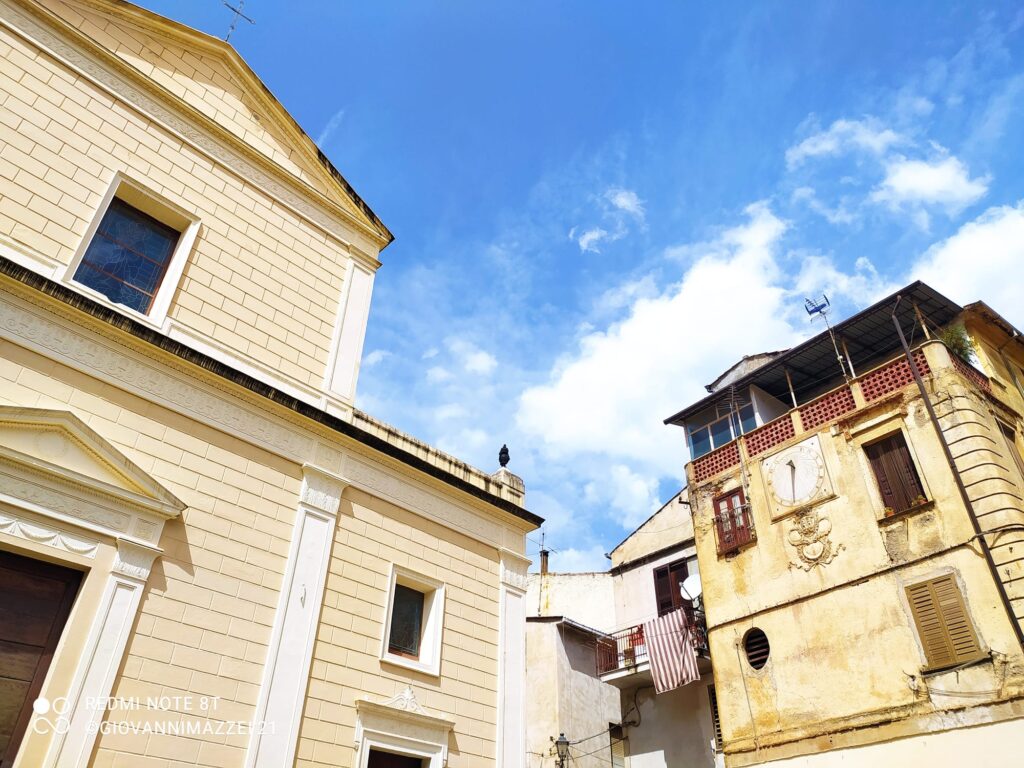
(0, 549, 82, 768)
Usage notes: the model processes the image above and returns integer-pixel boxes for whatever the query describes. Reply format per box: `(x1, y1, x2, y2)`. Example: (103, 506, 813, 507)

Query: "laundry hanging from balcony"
(643, 607, 700, 693)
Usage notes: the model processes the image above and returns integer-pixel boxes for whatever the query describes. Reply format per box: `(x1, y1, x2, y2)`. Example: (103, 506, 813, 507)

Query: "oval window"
(743, 628, 770, 670)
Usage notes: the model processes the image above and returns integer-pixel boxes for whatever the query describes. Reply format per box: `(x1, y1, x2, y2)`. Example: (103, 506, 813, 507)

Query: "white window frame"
(380, 564, 445, 677)
(61, 172, 200, 330)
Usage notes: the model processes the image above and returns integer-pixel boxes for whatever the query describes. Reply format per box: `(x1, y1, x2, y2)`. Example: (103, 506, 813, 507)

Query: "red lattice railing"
(799, 386, 856, 430)
(858, 350, 930, 402)
(950, 354, 991, 394)
(744, 414, 795, 457)
(692, 441, 741, 483)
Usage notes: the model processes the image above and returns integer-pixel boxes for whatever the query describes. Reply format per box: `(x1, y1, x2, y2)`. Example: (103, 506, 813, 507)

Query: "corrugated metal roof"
(664, 281, 963, 426)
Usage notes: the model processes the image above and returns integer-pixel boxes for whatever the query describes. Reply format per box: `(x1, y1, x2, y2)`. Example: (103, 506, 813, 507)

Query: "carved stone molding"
(346, 456, 504, 547)
(113, 538, 161, 582)
(381, 685, 428, 715)
(300, 464, 348, 516)
(354, 688, 454, 767)
(499, 548, 530, 593)
(0, 509, 98, 558)
(787, 509, 843, 571)
(0, 290, 315, 460)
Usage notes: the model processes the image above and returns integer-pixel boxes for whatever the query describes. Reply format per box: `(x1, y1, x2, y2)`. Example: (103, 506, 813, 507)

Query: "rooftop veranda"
(685, 338, 991, 487)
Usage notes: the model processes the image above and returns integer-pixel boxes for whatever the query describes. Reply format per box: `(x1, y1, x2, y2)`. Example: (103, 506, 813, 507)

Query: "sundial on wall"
(761, 434, 834, 520)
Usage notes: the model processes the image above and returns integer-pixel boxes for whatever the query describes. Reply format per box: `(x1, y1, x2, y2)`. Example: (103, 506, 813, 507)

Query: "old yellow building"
(666, 283, 1024, 766)
(0, 1, 539, 766)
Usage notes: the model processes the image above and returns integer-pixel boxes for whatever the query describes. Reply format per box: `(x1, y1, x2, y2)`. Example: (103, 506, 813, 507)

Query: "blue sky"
(142, 1, 1024, 571)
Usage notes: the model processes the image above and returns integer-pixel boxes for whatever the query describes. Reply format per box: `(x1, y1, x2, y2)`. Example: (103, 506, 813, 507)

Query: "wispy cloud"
(363, 349, 391, 368)
(571, 186, 646, 252)
(315, 108, 345, 148)
(605, 188, 646, 222)
(786, 117, 904, 168)
(870, 154, 989, 228)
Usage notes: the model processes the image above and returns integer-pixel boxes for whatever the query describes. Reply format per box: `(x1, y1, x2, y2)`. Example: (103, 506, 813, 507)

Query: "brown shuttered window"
(653, 559, 689, 616)
(865, 432, 926, 513)
(707, 685, 723, 752)
(905, 574, 985, 671)
(714, 488, 753, 555)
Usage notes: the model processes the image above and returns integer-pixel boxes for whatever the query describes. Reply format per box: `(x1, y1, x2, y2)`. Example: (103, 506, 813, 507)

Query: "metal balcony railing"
(596, 606, 708, 676)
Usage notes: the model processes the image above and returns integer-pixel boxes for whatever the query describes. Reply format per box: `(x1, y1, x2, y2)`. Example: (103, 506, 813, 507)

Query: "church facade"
(0, 1, 539, 767)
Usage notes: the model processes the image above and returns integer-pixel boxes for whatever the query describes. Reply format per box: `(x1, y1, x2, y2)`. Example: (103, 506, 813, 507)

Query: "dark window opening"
(367, 749, 425, 768)
(714, 489, 754, 555)
(998, 422, 1024, 486)
(388, 584, 425, 658)
(653, 559, 690, 617)
(743, 628, 770, 670)
(74, 198, 179, 314)
(864, 432, 926, 514)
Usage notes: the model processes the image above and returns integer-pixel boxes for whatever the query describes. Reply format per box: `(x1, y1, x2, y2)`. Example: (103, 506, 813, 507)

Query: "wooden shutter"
(654, 560, 689, 616)
(865, 433, 925, 513)
(905, 575, 984, 670)
(714, 489, 751, 555)
(707, 685, 723, 752)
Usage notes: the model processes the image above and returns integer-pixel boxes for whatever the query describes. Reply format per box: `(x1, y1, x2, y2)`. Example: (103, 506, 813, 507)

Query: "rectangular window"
(609, 724, 626, 768)
(74, 199, 180, 314)
(689, 400, 758, 459)
(998, 422, 1024, 485)
(714, 489, 753, 555)
(905, 574, 985, 671)
(367, 750, 424, 768)
(707, 685, 723, 752)
(381, 566, 445, 676)
(864, 432, 926, 514)
(653, 559, 690, 617)
(388, 584, 425, 657)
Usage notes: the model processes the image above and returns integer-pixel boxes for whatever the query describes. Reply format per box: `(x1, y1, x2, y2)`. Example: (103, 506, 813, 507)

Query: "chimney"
(540, 548, 549, 576)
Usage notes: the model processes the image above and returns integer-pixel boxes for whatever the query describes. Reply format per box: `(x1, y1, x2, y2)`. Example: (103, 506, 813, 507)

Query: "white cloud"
(871, 155, 989, 217)
(518, 203, 799, 496)
(575, 227, 610, 253)
(422, 347, 439, 360)
(584, 465, 660, 530)
(791, 187, 857, 225)
(434, 403, 468, 421)
(794, 254, 895, 307)
(447, 338, 498, 375)
(547, 545, 609, 573)
(315, 108, 345, 147)
(426, 366, 452, 383)
(786, 118, 904, 168)
(363, 349, 391, 368)
(910, 201, 1024, 327)
(605, 188, 645, 221)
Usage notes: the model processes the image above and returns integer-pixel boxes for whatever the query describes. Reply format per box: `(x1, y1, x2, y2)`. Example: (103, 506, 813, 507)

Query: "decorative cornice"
(300, 464, 348, 517)
(0, 508, 98, 558)
(0, 267, 541, 530)
(113, 538, 161, 582)
(1, 0, 390, 250)
(499, 548, 530, 593)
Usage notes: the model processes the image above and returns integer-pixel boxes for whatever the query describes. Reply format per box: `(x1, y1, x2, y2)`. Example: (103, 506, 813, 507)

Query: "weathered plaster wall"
(527, 572, 616, 633)
(622, 682, 720, 768)
(686, 339, 1024, 765)
(525, 622, 621, 768)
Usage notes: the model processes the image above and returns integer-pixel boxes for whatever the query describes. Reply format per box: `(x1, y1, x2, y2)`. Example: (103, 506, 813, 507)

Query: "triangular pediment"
(0, 406, 184, 517)
(34, 0, 390, 244)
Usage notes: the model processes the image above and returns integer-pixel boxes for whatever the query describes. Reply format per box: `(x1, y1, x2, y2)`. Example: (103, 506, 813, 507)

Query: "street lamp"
(554, 733, 570, 767)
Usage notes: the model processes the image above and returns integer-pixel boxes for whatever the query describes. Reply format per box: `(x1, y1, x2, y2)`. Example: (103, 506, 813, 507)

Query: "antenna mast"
(222, 0, 255, 42)
(805, 293, 851, 382)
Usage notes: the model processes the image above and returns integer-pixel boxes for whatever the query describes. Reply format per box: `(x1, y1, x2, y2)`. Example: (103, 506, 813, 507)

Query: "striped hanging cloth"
(643, 607, 700, 693)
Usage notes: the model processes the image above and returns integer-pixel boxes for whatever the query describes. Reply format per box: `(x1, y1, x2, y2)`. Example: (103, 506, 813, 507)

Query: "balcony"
(688, 341, 993, 487)
(596, 606, 709, 684)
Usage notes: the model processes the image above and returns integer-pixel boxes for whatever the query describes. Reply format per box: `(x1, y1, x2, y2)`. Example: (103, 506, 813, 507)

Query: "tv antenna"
(222, 0, 254, 42)
(805, 293, 851, 381)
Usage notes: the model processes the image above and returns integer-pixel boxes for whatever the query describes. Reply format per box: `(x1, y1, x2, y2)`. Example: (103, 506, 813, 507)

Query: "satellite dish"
(681, 573, 702, 600)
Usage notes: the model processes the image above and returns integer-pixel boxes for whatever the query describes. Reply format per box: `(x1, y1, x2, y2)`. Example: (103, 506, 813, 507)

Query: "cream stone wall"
(296, 489, 503, 768)
(0, 4, 538, 767)
(686, 338, 1024, 766)
(0, 0, 385, 410)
